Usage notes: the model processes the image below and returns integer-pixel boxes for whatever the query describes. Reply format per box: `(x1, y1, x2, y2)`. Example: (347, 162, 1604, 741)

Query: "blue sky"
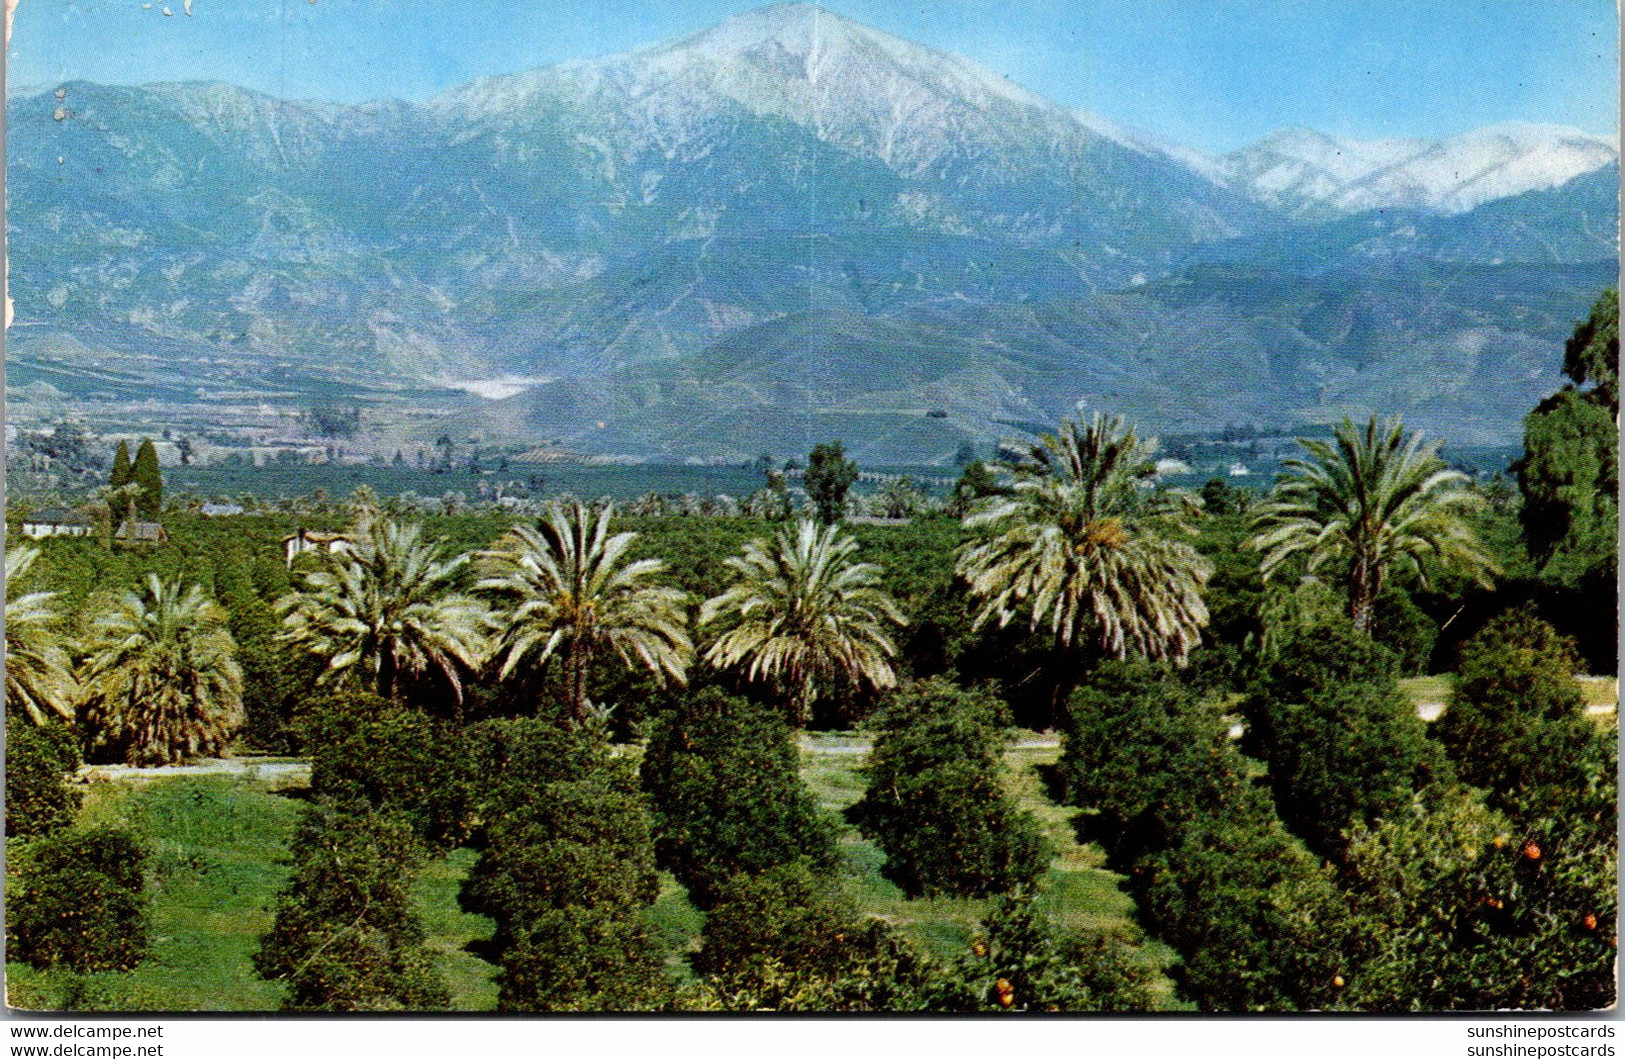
(7, 0, 1618, 152)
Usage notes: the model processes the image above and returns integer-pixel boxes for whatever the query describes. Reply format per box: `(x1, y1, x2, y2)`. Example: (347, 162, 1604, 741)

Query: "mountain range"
(5, 2, 1618, 460)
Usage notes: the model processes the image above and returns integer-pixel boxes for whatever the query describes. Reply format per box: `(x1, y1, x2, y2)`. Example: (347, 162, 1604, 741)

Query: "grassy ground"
(6, 774, 504, 1013)
(799, 734, 1184, 1008)
(1401, 674, 1618, 709)
(9, 733, 1172, 1011)
(412, 847, 499, 1010)
(7, 775, 301, 1011)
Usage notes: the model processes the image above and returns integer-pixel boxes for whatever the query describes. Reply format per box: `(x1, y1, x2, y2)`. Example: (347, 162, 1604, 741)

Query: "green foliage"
(6, 544, 79, 726)
(479, 500, 691, 725)
(1563, 288, 1618, 413)
(691, 859, 858, 980)
(1372, 589, 1438, 676)
(686, 872, 1155, 1013)
(805, 441, 859, 524)
(959, 414, 1212, 669)
(1252, 416, 1494, 634)
(934, 890, 1157, 1012)
(493, 907, 671, 1012)
(213, 552, 305, 752)
(1057, 662, 1243, 867)
(1244, 625, 1448, 859)
(950, 459, 1001, 516)
(1138, 790, 1350, 1012)
(1341, 787, 1616, 1011)
(1200, 476, 1249, 516)
(848, 679, 1050, 898)
(7, 827, 149, 973)
(78, 575, 245, 765)
(130, 439, 163, 519)
(277, 518, 492, 706)
(302, 690, 469, 849)
(700, 519, 906, 725)
(1435, 608, 1613, 827)
(1517, 389, 1619, 575)
(641, 687, 838, 909)
(457, 719, 668, 1011)
(254, 803, 449, 1011)
(1056, 662, 1351, 1011)
(683, 860, 942, 1011)
(109, 441, 132, 492)
(1517, 289, 1619, 576)
(3, 717, 83, 839)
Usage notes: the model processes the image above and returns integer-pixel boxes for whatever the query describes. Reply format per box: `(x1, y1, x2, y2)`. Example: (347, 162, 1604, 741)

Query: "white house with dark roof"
(19, 508, 93, 539)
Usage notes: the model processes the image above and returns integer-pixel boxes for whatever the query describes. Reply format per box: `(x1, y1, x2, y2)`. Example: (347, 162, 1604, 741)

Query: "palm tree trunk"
(1349, 554, 1378, 636)
(566, 639, 593, 726)
(378, 650, 398, 702)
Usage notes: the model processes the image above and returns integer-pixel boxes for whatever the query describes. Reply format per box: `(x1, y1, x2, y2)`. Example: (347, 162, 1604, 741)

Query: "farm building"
(114, 519, 169, 544)
(19, 508, 93, 539)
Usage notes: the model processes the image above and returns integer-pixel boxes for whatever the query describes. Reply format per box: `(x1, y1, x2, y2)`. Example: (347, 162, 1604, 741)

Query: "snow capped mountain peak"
(1227, 122, 1618, 216)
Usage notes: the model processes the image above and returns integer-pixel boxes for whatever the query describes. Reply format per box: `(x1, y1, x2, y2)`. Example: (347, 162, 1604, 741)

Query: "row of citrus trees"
(7, 412, 1494, 767)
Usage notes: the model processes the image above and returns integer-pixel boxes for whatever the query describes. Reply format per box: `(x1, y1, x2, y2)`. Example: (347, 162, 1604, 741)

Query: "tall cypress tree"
(130, 439, 163, 519)
(109, 441, 132, 491)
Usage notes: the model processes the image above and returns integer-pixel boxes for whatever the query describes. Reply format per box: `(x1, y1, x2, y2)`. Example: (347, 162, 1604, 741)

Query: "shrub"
(641, 687, 838, 908)
(459, 715, 607, 831)
(496, 907, 672, 1013)
(301, 691, 468, 849)
(1373, 589, 1438, 676)
(253, 804, 449, 1011)
(1137, 787, 1351, 1012)
(7, 827, 148, 973)
(4, 718, 83, 839)
(1056, 662, 1245, 867)
(458, 720, 668, 1012)
(1435, 608, 1609, 823)
(686, 859, 943, 1011)
(681, 917, 939, 1012)
(930, 890, 1157, 1012)
(692, 858, 857, 980)
(1341, 787, 1616, 1011)
(1244, 626, 1449, 859)
(847, 679, 1049, 898)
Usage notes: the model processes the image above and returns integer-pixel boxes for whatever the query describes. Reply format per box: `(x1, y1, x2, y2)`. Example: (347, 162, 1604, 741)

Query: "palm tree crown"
(278, 519, 492, 704)
(1250, 416, 1496, 634)
(957, 413, 1212, 664)
(700, 519, 905, 724)
(479, 500, 692, 723)
(79, 574, 244, 765)
(4, 545, 78, 726)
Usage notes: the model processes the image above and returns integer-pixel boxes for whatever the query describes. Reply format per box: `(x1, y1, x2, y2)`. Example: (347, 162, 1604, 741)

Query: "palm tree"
(4, 545, 78, 726)
(1250, 416, 1496, 635)
(278, 519, 492, 705)
(700, 519, 905, 724)
(479, 500, 692, 724)
(78, 575, 244, 765)
(956, 413, 1212, 665)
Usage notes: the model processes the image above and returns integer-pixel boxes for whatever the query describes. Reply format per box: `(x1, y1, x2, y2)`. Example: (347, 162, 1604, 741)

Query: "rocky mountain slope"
(5, 2, 1617, 459)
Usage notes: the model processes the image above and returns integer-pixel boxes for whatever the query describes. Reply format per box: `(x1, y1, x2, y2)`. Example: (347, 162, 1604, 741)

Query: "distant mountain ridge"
(1221, 122, 1618, 217)
(5, 2, 1618, 459)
